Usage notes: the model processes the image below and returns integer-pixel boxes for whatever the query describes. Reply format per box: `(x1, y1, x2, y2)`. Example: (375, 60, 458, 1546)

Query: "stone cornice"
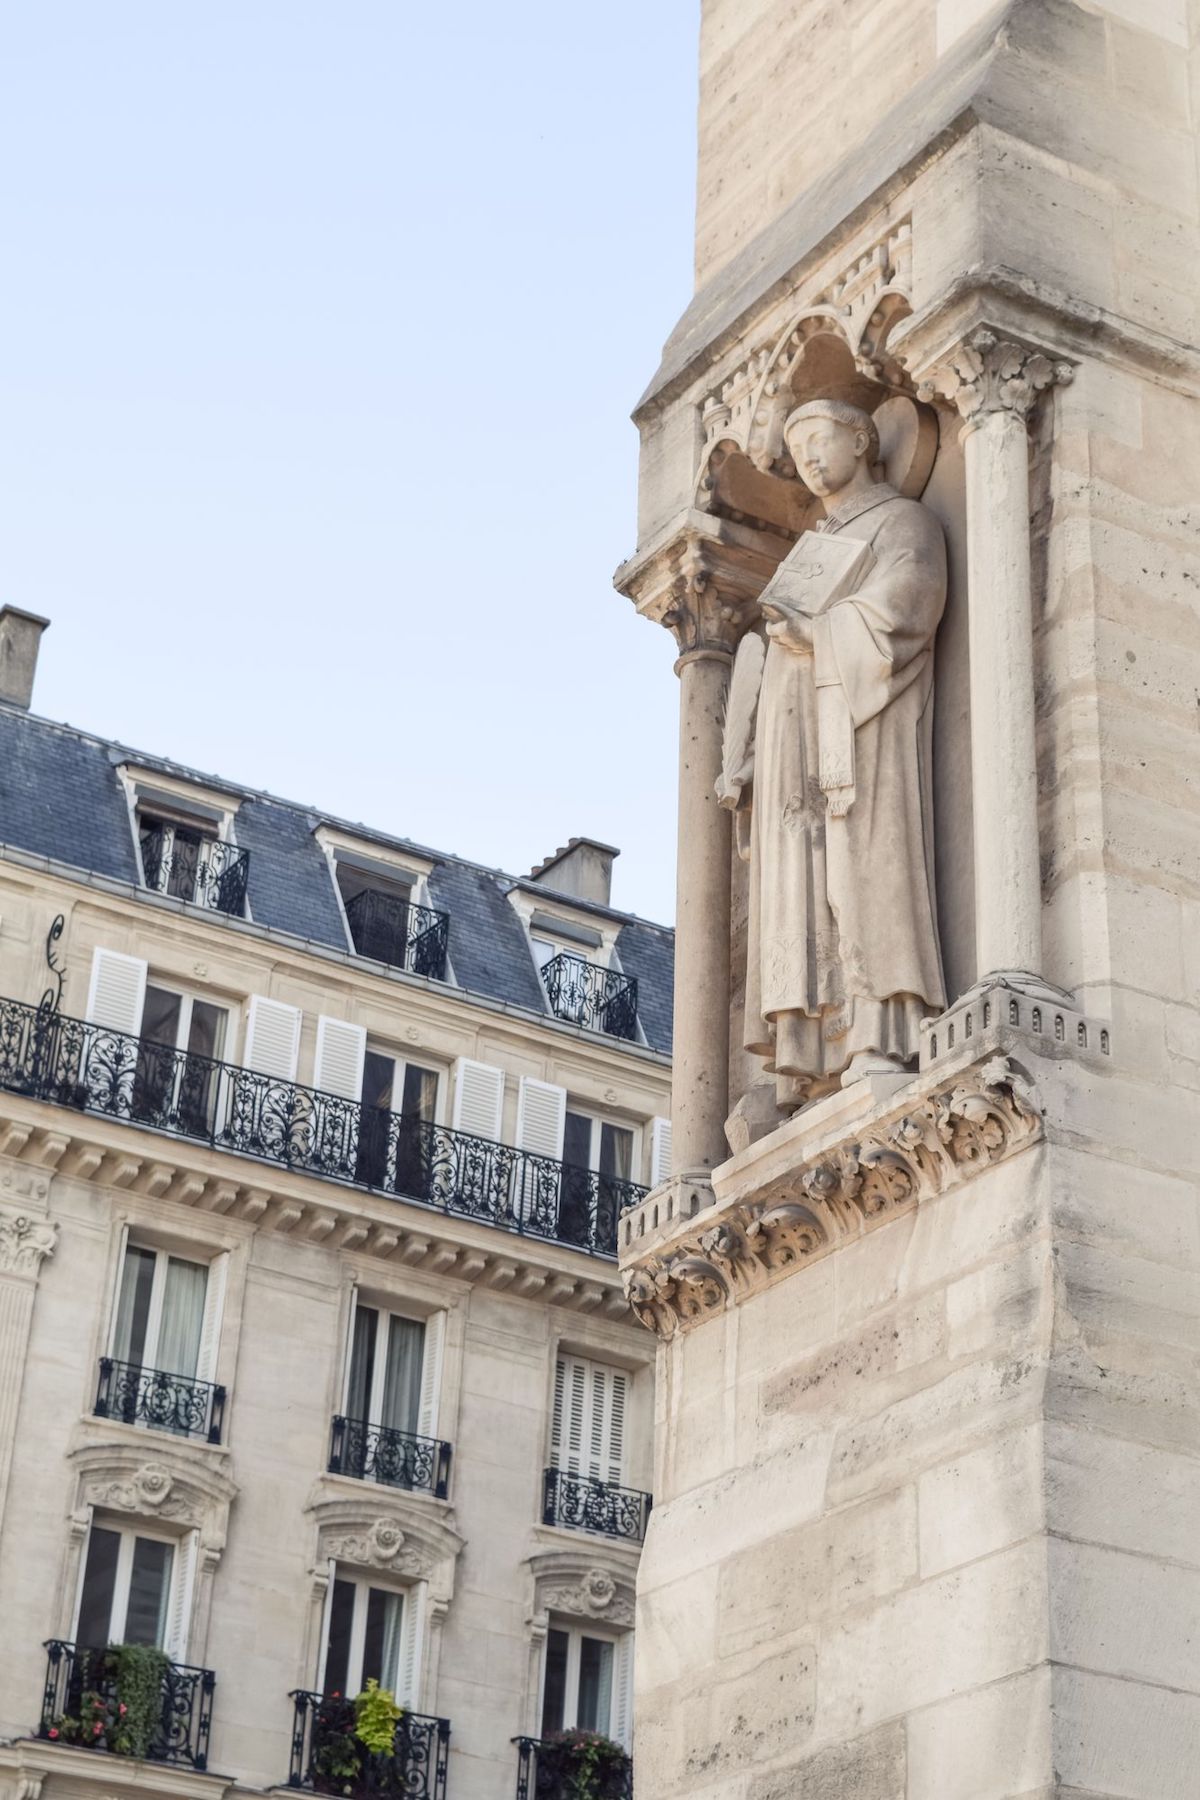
(613, 509, 787, 656)
(0, 1095, 632, 1320)
(619, 1054, 1042, 1339)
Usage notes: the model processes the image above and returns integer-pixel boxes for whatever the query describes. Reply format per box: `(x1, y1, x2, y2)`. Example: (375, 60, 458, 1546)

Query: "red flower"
(92, 1723, 103, 1735)
(118, 1704, 127, 1716)
(47, 1728, 59, 1740)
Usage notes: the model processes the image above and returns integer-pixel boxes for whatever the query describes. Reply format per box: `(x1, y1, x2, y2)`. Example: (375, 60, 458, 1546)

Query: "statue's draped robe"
(744, 483, 947, 1096)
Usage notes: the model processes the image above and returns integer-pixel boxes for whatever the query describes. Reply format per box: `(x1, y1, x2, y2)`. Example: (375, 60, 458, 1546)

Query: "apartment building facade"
(0, 612, 672, 1800)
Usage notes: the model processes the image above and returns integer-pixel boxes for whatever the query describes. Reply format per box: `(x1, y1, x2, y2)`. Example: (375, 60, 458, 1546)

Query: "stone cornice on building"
(0, 1093, 631, 1320)
(619, 1037, 1061, 1340)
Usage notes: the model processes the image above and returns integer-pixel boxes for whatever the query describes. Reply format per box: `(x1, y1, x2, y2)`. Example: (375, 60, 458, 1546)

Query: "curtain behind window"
(157, 1258, 208, 1377)
(381, 1316, 425, 1436)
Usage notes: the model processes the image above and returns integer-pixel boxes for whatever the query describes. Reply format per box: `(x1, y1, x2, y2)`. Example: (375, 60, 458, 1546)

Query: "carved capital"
(621, 1056, 1042, 1338)
(615, 511, 784, 659)
(915, 328, 1072, 427)
(0, 1206, 56, 1278)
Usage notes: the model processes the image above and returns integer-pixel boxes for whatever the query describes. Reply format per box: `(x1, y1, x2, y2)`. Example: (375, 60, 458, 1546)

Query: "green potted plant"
(310, 1682, 405, 1797)
(46, 1644, 170, 1760)
(541, 1729, 632, 1800)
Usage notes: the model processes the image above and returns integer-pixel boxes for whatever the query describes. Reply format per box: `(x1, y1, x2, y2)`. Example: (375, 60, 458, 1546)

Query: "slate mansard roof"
(0, 703, 674, 1055)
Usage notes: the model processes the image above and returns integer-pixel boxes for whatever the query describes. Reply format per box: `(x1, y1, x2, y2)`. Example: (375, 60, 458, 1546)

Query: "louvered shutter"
(193, 1252, 229, 1387)
(611, 1633, 634, 1749)
(242, 996, 301, 1079)
(450, 1058, 504, 1141)
(86, 948, 147, 1035)
(551, 1357, 589, 1475)
(607, 1370, 627, 1486)
(105, 1225, 131, 1357)
(314, 1016, 367, 1101)
(339, 1284, 360, 1413)
(69, 1506, 97, 1637)
(650, 1115, 673, 1186)
(553, 1356, 626, 1484)
(396, 1582, 426, 1709)
(515, 1078, 566, 1159)
(163, 1529, 199, 1661)
(416, 1311, 446, 1440)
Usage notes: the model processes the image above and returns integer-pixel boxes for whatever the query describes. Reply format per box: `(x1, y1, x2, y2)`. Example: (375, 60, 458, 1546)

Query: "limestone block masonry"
(616, 0, 1200, 1793)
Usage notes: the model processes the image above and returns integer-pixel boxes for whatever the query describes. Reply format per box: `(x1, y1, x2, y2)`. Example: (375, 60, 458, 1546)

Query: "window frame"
(562, 1104, 640, 1182)
(319, 1568, 408, 1698)
(110, 1241, 210, 1380)
(540, 1619, 626, 1738)
(75, 1518, 178, 1650)
(136, 806, 240, 912)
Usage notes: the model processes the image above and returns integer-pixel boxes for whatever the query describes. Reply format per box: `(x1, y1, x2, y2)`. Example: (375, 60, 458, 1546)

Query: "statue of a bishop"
(718, 398, 948, 1109)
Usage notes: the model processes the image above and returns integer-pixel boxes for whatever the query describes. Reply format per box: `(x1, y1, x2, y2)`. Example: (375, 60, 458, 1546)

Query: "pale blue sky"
(2, 4, 698, 924)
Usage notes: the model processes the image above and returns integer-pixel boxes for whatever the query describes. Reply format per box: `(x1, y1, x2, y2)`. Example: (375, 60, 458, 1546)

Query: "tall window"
(322, 1571, 423, 1706)
(560, 1110, 634, 1249)
(541, 1623, 632, 1746)
(550, 1355, 627, 1487)
(113, 1245, 210, 1383)
(346, 1306, 426, 1438)
(356, 1049, 439, 1193)
(76, 1523, 175, 1649)
(138, 810, 246, 915)
(133, 983, 228, 1135)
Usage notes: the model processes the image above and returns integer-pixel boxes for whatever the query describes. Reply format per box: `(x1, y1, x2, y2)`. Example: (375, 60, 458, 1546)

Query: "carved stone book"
(758, 531, 875, 618)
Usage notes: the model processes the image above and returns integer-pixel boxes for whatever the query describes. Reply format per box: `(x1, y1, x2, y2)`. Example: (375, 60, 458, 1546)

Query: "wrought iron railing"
(540, 955, 638, 1040)
(289, 1690, 449, 1800)
(515, 1735, 633, 1800)
(94, 1358, 226, 1444)
(345, 890, 450, 982)
(542, 1468, 652, 1543)
(0, 996, 645, 1258)
(328, 1416, 451, 1498)
(139, 823, 249, 918)
(40, 1640, 215, 1768)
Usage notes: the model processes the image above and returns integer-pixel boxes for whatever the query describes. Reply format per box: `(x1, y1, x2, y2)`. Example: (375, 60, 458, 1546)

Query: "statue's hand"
(764, 608, 814, 655)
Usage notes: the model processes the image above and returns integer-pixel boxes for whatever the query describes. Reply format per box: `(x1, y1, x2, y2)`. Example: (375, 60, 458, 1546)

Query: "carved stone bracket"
(913, 326, 1073, 427)
(614, 510, 785, 658)
(526, 1546, 638, 1631)
(305, 1486, 464, 1601)
(70, 1442, 237, 1551)
(620, 1056, 1041, 1339)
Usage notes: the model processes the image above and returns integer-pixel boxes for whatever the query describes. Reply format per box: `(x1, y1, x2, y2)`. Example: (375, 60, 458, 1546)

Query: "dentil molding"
(621, 1056, 1042, 1339)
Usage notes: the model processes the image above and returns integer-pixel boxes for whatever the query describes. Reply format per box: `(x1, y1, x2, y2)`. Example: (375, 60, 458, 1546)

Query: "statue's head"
(784, 399, 880, 499)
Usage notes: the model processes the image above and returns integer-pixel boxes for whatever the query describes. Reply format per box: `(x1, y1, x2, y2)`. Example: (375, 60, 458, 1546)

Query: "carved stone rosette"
(622, 1057, 1041, 1338)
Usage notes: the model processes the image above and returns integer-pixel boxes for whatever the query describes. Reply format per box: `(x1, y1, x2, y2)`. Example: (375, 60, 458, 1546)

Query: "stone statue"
(718, 398, 947, 1110)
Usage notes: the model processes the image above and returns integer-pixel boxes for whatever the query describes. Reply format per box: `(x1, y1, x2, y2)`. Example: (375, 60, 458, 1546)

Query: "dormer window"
(334, 859, 449, 982)
(137, 811, 249, 918)
(531, 930, 639, 1041)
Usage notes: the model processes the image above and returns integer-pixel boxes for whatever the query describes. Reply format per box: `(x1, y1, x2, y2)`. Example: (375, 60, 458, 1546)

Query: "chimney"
(528, 837, 619, 908)
(0, 608, 50, 710)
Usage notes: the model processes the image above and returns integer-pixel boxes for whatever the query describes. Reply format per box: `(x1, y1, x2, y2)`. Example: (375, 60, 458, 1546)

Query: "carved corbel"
(614, 512, 783, 661)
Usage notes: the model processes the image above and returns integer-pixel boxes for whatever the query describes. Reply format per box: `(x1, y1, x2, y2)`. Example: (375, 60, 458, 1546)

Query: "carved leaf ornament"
(622, 1058, 1040, 1338)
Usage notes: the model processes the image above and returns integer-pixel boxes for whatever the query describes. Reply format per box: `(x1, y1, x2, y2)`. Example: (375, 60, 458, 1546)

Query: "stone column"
(917, 329, 1071, 987)
(615, 515, 780, 1180)
(0, 1201, 57, 1536)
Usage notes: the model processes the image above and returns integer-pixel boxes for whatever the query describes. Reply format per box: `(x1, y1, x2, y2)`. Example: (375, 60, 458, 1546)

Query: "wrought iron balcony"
(542, 1468, 652, 1543)
(40, 1640, 214, 1768)
(515, 1734, 633, 1800)
(0, 996, 646, 1258)
(289, 1689, 449, 1800)
(94, 1358, 226, 1445)
(540, 954, 638, 1040)
(139, 822, 249, 917)
(344, 890, 450, 981)
(328, 1416, 451, 1498)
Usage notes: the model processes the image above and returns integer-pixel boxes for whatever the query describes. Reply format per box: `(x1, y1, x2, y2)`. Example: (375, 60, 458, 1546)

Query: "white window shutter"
(515, 1077, 566, 1161)
(588, 1366, 609, 1481)
(450, 1058, 504, 1141)
(313, 1015, 367, 1101)
(612, 1633, 634, 1749)
(416, 1311, 446, 1441)
(396, 1582, 426, 1709)
(650, 1115, 673, 1186)
(163, 1530, 199, 1662)
(562, 1358, 588, 1475)
(105, 1224, 131, 1357)
(242, 996, 301, 1080)
(86, 949, 147, 1035)
(70, 1506, 97, 1637)
(193, 1252, 229, 1387)
(549, 1357, 567, 1467)
(607, 1370, 627, 1486)
(315, 1557, 337, 1688)
(339, 1284, 360, 1413)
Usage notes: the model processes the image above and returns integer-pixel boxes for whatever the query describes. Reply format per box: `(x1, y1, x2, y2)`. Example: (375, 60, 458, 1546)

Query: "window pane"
(563, 1112, 592, 1170)
(77, 1527, 121, 1647)
(381, 1315, 425, 1436)
(400, 1065, 438, 1123)
(187, 1001, 226, 1062)
(361, 1051, 395, 1113)
(142, 986, 183, 1049)
(156, 1257, 208, 1379)
(346, 1307, 377, 1423)
(125, 1537, 173, 1647)
(166, 825, 205, 901)
(531, 937, 556, 970)
(577, 1635, 614, 1733)
(324, 1578, 355, 1695)
(600, 1124, 634, 1182)
(541, 1627, 569, 1736)
(362, 1587, 404, 1696)
(113, 1246, 156, 1366)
